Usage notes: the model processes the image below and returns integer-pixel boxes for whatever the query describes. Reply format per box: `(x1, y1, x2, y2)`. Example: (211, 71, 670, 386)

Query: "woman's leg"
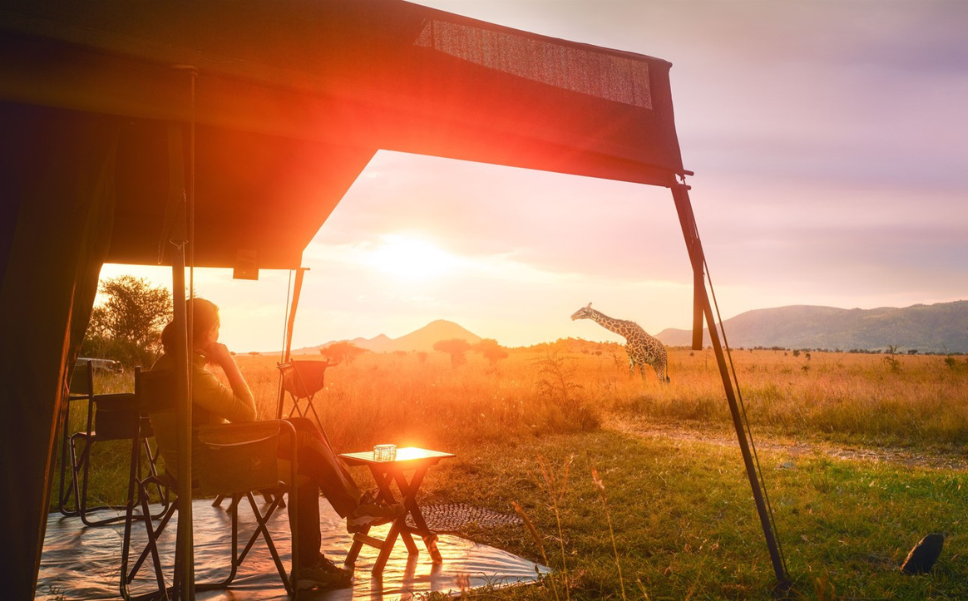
(285, 417, 362, 517)
(289, 477, 322, 568)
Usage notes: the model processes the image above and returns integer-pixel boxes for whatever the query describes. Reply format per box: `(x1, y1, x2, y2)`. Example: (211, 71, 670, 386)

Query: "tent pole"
(283, 267, 308, 364)
(671, 182, 788, 587)
(166, 122, 195, 601)
(691, 253, 704, 350)
(277, 267, 308, 420)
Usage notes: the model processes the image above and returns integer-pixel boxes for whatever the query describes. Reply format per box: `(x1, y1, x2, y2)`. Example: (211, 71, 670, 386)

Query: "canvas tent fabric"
(1, 103, 119, 598)
(0, 1, 687, 598)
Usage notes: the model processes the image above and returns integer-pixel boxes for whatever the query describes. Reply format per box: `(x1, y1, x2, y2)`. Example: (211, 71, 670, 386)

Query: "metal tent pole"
(166, 122, 195, 601)
(283, 267, 308, 365)
(670, 181, 789, 587)
(277, 267, 308, 420)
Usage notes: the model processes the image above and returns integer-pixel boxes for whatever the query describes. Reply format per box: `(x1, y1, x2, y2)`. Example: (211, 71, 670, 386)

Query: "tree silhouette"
(473, 338, 509, 367)
(82, 275, 172, 366)
(433, 338, 472, 367)
(319, 341, 367, 365)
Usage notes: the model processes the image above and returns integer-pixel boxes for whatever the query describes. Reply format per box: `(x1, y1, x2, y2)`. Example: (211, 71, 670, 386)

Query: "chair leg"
(304, 396, 327, 436)
(140, 439, 169, 517)
(78, 437, 96, 525)
(68, 433, 90, 523)
(198, 494, 241, 591)
(58, 408, 79, 516)
(140, 488, 174, 598)
(121, 478, 175, 601)
(244, 490, 293, 594)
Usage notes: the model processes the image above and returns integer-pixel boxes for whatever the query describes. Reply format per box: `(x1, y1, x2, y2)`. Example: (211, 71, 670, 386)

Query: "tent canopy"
(1, 0, 683, 270)
(0, 1, 698, 598)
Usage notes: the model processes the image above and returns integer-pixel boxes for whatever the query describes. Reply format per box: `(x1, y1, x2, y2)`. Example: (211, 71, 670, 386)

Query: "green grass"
(412, 431, 968, 600)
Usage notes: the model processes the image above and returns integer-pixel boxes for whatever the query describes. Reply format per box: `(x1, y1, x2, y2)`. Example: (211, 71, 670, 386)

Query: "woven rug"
(38, 498, 546, 600)
(408, 503, 522, 532)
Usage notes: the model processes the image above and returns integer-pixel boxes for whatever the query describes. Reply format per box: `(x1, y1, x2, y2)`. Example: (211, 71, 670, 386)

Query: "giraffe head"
(570, 303, 595, 321)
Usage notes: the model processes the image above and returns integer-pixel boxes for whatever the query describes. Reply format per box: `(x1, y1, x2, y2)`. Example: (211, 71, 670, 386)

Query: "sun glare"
(368, 235, 458, 281)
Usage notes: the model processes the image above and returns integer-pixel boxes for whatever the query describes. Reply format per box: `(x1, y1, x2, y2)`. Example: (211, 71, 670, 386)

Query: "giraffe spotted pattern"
(571, 303, 670, 383)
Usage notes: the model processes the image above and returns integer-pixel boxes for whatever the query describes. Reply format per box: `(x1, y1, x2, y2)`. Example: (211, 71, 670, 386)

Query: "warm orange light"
(367, 234, 458, 281)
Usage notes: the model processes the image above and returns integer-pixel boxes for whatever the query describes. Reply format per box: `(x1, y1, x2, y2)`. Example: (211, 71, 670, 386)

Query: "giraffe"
(571, 303, 670, 383)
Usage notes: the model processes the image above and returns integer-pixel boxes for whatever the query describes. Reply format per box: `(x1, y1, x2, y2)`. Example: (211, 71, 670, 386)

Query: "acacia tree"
(319, 341, 367, 365)
(473, 338, 509, 367)
(433, 338, 472, 367)
(82, 276, 173, 366)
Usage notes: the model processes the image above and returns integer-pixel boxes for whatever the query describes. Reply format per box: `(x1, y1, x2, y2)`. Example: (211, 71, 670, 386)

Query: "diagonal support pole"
(671, 182, 789, 587)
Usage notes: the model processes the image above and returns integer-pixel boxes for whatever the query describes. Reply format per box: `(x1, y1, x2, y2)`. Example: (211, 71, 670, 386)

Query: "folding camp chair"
(277, 360, 332, 433)
(68, 391, 168, 526)
(56, 359, 95, 516)
(60, 360, 167, 525)
(121, 368, 300, 600)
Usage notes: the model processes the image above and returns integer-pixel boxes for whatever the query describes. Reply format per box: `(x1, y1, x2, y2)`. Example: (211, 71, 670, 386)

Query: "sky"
(100, 0, 968, 352)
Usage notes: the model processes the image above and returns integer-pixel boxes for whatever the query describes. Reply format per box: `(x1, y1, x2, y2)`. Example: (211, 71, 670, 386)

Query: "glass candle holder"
(373, 444, 397, 462)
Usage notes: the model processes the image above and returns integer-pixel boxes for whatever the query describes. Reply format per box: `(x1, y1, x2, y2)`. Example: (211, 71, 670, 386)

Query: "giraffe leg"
(627, 356, 635, 378)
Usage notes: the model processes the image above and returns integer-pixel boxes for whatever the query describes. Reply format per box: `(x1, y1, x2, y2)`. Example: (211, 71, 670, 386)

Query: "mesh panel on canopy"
(414, 18, 653, 110)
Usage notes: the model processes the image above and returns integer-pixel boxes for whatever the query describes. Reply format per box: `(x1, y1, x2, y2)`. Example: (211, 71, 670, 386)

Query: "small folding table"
(339, 447, 455, 574)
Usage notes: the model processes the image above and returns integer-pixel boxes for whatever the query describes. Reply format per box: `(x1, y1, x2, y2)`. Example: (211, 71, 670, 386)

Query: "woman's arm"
(196, 342, 257, 423)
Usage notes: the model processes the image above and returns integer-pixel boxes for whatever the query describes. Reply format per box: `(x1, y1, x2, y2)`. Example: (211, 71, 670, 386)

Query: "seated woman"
(152, 298, 403, 591)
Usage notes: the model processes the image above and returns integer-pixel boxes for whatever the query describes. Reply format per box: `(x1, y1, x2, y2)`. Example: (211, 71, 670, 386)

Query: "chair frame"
(58, 360, 168, 525)
(121, 368, 300, 600)
(277, 360, 332, 433)
(68, 391, 168, 526)
(56, 359, 95, 516)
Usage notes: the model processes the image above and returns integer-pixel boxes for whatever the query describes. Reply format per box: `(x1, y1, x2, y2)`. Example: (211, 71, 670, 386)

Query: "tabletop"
(340, 447, 455, 467)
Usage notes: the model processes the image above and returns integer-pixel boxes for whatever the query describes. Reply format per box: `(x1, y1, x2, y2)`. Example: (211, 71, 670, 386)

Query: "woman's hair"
(160, 298, 220, 354)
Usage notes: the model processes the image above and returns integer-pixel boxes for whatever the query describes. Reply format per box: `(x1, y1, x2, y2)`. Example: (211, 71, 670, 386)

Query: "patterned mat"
(408, 503, 523, 532)
(38, 498, 547, 600)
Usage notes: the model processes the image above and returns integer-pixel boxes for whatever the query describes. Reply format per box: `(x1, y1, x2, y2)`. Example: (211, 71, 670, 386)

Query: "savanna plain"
(58, 342, 968, 600)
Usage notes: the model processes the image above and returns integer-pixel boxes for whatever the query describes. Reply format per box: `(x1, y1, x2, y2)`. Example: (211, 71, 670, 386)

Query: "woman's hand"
(198, 342, 233, 367)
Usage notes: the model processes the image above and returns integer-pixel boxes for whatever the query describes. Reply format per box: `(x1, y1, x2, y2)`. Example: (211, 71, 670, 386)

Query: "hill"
(656, 300, 968, 353)
(294, 319, 483, 354)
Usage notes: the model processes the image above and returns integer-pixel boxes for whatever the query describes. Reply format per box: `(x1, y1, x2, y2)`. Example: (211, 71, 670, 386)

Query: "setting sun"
(367, 234, 459, 281)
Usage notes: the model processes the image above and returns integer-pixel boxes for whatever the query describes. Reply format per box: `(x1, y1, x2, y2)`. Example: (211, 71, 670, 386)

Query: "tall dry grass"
(231, 343, 968, 452)
(235, 345, 605, 454)
(55, 342, 968, 511)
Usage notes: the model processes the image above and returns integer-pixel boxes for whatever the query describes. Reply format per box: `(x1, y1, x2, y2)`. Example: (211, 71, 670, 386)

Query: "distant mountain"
(389, 319, 483, 352)
(294, 319, 483, 355)
(656, 301, 968, 353)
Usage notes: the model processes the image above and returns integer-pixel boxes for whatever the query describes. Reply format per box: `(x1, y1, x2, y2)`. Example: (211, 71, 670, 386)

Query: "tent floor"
(37, 497, 548, 600)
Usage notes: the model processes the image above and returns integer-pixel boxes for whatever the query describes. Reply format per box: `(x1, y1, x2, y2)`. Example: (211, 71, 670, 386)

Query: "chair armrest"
(197, 421, 282, 446)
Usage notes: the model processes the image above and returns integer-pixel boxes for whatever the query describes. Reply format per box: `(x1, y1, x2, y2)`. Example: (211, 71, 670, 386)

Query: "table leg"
(394, 467, 442, 563)
(370, 469, 395, 504)
(371, 465, 424, 573)
(345, 536, 364, 566)
(346, 460, 446, 571)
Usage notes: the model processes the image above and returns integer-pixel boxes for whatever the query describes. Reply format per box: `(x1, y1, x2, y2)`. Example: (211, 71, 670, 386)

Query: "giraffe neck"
(587, 309, 630, 339)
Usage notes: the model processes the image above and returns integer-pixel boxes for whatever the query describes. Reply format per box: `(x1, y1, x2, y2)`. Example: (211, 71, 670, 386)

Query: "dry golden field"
(227, 342, 968, 453)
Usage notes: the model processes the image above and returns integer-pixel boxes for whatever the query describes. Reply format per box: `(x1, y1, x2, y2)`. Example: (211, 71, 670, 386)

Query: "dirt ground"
(605, 415, 968, 472)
